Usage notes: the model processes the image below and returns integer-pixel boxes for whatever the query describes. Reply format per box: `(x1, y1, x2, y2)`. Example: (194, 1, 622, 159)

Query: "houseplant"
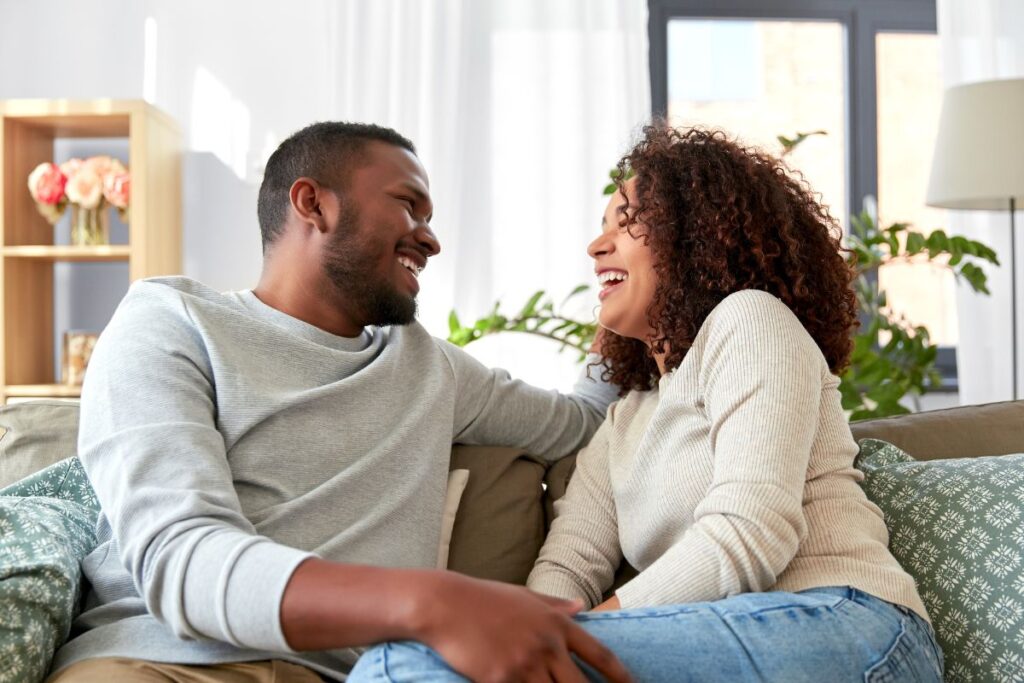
(447, 135, 999, 419)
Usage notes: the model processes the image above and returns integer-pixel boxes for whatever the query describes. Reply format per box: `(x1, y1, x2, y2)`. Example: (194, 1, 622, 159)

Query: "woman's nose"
(587, 232, 611, 259)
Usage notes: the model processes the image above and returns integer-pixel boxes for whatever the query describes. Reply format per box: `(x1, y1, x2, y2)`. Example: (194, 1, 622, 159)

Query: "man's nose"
(414, 224, 441, 256)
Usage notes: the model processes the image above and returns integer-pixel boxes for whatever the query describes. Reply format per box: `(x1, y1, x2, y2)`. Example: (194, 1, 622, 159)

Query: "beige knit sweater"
(527, 290, 928, 621)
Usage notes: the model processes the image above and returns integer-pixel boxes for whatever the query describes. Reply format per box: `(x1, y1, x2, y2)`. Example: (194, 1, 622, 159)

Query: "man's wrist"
(280, 559, 442, 650)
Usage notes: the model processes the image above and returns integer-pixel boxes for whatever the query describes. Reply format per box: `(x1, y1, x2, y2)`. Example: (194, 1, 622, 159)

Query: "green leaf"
(561, 284, 590, 306)
(518, 290, 545, 319)
(959, 262, 990, 294)
(448, 310, 461, 335)
(447, 329, 473, 346)
(905, 232, 926, 255)
(925, 229, 949, 258)
(778, 130, 827, 156)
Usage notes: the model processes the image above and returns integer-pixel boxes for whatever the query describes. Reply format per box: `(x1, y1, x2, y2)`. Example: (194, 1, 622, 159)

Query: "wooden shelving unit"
(0, 99, 182, 403)
(5, 384, 84, 399)
(1, 245, 132, 261)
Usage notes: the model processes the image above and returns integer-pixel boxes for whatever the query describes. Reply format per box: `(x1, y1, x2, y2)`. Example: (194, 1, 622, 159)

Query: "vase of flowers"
(69, 204, 109, 246)
(27, 156, 131, 246)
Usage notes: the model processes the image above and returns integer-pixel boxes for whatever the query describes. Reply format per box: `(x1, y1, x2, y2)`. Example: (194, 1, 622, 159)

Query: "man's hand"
(411, 572, 633, 683)
(281, 559, 632, 682)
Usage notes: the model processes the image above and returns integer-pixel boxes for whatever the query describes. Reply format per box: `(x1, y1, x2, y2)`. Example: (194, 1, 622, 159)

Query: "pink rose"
(65, 167, 103, 209)
(27, 162, 67, 205)
(103, 171, 130, 209)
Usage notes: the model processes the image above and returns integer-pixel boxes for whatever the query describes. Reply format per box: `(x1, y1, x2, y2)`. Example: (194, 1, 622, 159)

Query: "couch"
(2, 399, 1024, 682)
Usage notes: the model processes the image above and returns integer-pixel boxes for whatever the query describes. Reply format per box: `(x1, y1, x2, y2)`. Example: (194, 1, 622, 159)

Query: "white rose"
(59, 158, 83, 177)
(65, 168, 103, 209)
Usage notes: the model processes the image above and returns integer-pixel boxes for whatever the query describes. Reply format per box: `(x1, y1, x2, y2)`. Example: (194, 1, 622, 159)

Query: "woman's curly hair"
(600, 122, 858, 394)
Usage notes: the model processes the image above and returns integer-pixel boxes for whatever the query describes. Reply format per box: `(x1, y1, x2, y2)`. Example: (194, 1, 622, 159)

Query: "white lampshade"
(926, 78, 1024, 210)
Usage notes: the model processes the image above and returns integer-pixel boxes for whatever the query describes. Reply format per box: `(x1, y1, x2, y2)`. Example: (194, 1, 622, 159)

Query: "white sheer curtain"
(327, 0, 651, 390)
(939, 0, 1024, 403)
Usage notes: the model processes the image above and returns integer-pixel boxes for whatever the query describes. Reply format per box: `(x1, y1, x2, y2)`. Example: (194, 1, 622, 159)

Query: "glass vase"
(70, 205, 109, 246)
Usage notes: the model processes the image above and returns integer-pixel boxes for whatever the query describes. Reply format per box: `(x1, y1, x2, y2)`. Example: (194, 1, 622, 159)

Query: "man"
(48, 123, 630, 683)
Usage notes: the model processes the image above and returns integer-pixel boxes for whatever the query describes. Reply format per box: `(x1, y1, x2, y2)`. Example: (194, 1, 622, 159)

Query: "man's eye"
(399, 197, 415, 213)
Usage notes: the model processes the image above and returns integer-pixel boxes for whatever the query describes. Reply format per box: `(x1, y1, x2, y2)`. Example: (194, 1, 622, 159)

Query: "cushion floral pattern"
(0, 457, 99, 683)
(856, 439, 1024, 683)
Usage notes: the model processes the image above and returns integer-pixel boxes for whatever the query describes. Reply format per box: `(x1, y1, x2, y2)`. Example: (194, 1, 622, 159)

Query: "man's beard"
(322, 204, 417, 327)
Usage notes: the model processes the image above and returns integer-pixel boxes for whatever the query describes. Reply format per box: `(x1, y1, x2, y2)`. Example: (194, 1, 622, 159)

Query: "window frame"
(647, 0, 954, 389)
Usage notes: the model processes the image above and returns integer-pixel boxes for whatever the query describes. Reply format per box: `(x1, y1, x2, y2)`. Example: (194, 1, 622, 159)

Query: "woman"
(351, 124, 944, 681)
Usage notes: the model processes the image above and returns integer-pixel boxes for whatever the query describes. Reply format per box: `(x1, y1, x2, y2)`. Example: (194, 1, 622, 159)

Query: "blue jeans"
(348, 587, 944, 682)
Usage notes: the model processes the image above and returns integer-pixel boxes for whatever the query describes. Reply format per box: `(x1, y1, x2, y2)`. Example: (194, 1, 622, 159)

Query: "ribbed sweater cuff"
(614, 542, 724, 609)
(184, 538, 314, 651)
(528, 569, 595, 608)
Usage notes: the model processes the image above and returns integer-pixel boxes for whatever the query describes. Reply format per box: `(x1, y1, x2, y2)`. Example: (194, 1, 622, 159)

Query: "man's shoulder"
(118, 276, 244, 322)
(381, 322, 452, 360)
(125, 276, 228, 306)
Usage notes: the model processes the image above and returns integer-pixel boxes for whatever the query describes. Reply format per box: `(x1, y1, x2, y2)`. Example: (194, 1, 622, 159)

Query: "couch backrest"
(0, 401, 80, 488)
(850, 399, 1024, 460)
(7, 398, 1024, 588)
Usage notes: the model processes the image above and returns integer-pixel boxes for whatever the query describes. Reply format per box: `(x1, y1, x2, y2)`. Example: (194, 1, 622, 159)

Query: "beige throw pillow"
(436, 469, 470, 569)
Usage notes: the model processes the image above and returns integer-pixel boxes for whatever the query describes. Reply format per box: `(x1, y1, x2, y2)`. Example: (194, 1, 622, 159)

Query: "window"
(648, 0, 951, 386)
(875, 32, 951, 345)
(666, 18, 847, 227)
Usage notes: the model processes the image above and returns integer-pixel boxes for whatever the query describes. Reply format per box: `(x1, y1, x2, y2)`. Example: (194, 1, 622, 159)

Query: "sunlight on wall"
(190, 66, 251, 181)
(143, 17, 157, 104)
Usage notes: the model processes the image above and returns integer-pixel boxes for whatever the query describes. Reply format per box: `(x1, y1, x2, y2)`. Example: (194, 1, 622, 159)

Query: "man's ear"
(289, 177, 332, 233)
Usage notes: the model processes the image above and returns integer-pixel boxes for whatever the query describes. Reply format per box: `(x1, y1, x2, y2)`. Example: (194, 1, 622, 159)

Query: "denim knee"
(349, 641, 468, 683)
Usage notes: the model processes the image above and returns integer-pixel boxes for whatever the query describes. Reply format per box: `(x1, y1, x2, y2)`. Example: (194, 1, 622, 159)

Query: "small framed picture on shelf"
(62, 331, 99, 386)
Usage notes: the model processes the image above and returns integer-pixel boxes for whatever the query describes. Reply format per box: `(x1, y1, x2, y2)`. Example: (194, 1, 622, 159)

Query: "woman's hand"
(590, 595, 621, 612)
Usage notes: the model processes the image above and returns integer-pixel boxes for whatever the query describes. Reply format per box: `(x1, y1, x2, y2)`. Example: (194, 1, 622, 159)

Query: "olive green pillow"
(447, 446, 547, 585)
(856, 439, 1024, 683)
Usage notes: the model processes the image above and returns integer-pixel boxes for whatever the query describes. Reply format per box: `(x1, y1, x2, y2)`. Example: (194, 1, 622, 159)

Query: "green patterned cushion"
(856, 439, 1024, 683)
(0, 456, 98, 512)
(0, 458, 99, 683)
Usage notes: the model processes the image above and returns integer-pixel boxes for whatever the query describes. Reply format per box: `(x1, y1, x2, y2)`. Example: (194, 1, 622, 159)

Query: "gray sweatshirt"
(52, 277, 615, 679)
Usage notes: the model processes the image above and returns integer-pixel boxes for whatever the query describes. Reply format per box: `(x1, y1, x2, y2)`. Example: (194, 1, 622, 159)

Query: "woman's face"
(588, 181, 659, 343)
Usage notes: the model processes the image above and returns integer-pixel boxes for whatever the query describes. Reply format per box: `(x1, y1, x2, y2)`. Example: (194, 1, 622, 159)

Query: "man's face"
(321, 142, 440, 327)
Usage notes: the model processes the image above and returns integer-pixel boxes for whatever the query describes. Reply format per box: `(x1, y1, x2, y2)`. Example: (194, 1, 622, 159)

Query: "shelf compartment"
(1, 99, 182, 404)
(4, 384, 82, 398)
(2, 245, 131, 261)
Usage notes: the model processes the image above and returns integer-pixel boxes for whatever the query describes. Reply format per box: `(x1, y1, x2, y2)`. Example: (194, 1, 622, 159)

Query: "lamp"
(926, 78, 1024, 399)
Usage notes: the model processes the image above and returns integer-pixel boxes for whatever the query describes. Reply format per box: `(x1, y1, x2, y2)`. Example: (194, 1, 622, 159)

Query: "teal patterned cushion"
(856, 439, 1024, 683)
(0, 457, 99, 683)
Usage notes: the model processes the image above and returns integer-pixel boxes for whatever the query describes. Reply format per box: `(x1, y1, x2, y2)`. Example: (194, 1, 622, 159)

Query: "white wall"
(1, 0, 651, 390)
(1, 0, 340, 294)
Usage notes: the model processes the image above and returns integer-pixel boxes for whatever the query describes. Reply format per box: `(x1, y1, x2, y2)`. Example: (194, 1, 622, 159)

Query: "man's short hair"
(257, 122, 416, 250)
